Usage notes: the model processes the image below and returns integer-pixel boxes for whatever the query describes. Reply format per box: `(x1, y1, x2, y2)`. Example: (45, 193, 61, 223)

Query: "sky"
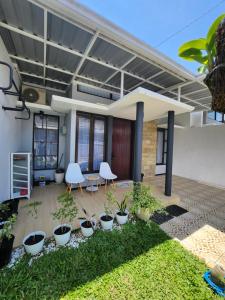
(78, 0, 225, 74)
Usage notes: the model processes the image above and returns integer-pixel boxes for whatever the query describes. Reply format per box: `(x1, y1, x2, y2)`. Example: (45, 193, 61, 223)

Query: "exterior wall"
(0, 37, 22, 202)
(20, 112, 66, 181)
(142, 121, 157, 179)
(173, 125, 225, 189)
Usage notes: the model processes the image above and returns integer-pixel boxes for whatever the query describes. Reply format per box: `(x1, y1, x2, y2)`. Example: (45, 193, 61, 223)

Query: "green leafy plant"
(0, 214, 17, 240)
(52, 189, 78, 233)
(178, 14, 225, 73)
(106, 189, 129, 214)
(131, 183, 163, 215)
(78, 208, 95, 228)
(0, 203, 10, 220)
(22, 201, 42, 219)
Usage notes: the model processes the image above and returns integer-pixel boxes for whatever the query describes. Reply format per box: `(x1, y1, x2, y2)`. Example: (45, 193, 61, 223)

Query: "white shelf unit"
(11, 152, 32, 199)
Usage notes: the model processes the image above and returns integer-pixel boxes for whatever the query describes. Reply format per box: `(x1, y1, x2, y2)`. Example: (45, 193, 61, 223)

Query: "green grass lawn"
(0, 221, 219, 300)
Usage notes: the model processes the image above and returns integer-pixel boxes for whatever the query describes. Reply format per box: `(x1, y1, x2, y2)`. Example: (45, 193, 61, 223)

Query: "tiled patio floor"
(153, 175, 225, 269)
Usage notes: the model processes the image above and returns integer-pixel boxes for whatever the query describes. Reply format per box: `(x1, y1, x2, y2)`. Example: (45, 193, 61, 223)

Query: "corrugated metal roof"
(0, 0, 211, 109)
(16, 60, 43, 76)
(21, 74, 43, 86)
(189, 90, 211, 100)
(151, 72, 184, 88)
(46, 80, 66, 91)
(123, 57, 162, 79)
(138, 82, 159, 92)
(0, 27, 44, 61)
(89, 37, 133, 67)
(79, 60, 115, 82)
(46, 45, 80, 72)
(0, 0, 44, 36)
(180, 82, 205, 94)
(47, 13, 92, 54)
(46, 68, 72, 83)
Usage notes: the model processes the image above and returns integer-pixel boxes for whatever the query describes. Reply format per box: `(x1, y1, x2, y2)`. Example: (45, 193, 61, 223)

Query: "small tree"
(52, 188, 78, 234)
(0, 214, 17, 241)
(22, 201, 42, 242)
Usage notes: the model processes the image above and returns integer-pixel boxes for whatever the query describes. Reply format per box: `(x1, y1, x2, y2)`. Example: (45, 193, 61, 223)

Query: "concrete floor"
(153, 175, 225, 269)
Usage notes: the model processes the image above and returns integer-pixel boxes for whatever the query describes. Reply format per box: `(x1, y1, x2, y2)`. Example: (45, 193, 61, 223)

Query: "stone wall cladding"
(142, 121, 157, 179)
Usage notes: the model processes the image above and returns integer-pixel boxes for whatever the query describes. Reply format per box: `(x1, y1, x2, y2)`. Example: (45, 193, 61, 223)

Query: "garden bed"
(0, 220, 219, 299)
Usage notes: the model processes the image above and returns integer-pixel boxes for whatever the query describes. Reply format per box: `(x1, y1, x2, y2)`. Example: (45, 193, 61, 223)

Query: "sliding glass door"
(76, 113, 106, 172)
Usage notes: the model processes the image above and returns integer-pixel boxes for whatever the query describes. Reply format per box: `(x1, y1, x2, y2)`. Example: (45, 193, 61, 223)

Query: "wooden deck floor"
(13, 183, 132, 247)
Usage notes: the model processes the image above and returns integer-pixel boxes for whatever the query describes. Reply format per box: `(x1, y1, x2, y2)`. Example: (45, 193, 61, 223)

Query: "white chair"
(65, 163, 85, 193)
(99, 162, 117, 189)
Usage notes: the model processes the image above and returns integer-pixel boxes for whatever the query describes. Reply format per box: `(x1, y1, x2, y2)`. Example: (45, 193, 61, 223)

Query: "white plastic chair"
(65, 163, 85, 192)
(99, 162, 117, 189)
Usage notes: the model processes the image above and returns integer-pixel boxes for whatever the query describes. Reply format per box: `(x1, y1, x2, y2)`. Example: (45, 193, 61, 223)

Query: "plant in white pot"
(131, 183, 164, 222)
(0, 213, 16, 268)
(107, 190, 129, 225)
(99, 193, 114, 230)
(79, 208, 96, 237)
(22, 201, 45, 255)
(55, 154, 65, 184)
(52, 188, 78, 246)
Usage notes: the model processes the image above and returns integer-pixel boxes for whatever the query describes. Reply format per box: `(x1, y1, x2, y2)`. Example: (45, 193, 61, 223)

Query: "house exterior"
(0, 0, 225, 203)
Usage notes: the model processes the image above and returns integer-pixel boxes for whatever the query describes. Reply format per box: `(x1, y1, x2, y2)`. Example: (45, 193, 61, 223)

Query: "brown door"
(112, 118, 133, 180)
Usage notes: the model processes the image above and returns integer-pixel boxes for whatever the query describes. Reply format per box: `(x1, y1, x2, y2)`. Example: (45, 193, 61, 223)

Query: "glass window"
(156, 129, 167, 165)
(93, 119, 105, 171)
(77, 116, 90, 172)
(76, 114, 106, 172)
(33, 114, 59, 170)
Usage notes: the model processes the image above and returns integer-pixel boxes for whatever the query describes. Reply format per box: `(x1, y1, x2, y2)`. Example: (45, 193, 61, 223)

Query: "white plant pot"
(55, 172, 64, 184)
(80, 221, 94, 237)
(23, 231, 46, 256)
(99, 213, 114, 230)
(53, 224, 71, 246)
(115, 209, 129, 225)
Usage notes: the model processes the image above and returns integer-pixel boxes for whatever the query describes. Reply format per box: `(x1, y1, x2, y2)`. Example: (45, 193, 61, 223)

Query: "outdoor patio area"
(13, 175, 225, 270)
(153, 175, 225, 269)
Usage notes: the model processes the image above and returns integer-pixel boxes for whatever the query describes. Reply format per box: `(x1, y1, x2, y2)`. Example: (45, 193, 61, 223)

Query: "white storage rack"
(11, 152, 32, 199)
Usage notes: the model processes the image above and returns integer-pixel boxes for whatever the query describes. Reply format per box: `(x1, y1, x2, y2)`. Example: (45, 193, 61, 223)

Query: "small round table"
(86, 175, 100, 194)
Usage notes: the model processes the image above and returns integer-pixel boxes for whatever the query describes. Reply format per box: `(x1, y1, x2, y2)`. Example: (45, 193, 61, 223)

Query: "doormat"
(150, 211, 174, 225)
(116, 181, 133, 188)
(165, 205, 188, 217)
(150, 205, 188, 225)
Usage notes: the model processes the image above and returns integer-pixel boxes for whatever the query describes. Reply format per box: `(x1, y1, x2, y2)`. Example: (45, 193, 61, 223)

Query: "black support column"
(133, 102, 144, 182)
(106, 116, 113, 166)
(165, 110, 175, 196)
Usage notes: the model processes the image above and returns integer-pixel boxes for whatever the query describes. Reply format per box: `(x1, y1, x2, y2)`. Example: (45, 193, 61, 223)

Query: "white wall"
(0, 37, 22, 202)
(173, 125, 225, 188)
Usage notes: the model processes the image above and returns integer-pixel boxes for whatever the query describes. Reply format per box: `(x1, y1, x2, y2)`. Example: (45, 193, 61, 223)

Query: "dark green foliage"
(0, 221, 219, 300)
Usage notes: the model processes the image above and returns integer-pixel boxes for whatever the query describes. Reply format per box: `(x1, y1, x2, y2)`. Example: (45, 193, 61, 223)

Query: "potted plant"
(0, 200, 19, 222)
(178, 14, 225, 112)
(22, 201, 45, 255)
(55, 154, 65, 184)
(79, 208, 96, 237)
(99, 194, 114, 230)
(211, 264, 225, 289)
(52, 188, 78, 245)
(107, 190, 129, 225)
(131, 183, 164, 221)
(0, 214, 16, 268)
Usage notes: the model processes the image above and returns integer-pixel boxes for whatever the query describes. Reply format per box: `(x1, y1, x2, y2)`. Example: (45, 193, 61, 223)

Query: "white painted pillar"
(177, 86, 181, 102)
(65, 109, 76, 167)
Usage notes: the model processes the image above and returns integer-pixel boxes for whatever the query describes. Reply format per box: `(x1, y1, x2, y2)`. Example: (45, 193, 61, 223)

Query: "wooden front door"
(111, 118, 133, 180)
